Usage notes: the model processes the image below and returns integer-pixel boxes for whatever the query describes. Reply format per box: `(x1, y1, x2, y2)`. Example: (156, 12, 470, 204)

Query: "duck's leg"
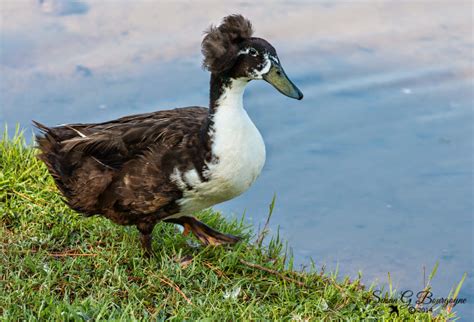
(165, 216, 240, 246)
(137, 222, 156, 257)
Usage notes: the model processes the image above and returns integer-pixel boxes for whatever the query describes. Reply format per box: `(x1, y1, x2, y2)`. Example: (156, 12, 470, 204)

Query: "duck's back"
(34, 106, 209, 223)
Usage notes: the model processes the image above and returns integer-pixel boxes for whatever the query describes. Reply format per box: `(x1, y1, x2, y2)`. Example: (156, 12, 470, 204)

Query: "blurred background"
(1, 0, 472, 318)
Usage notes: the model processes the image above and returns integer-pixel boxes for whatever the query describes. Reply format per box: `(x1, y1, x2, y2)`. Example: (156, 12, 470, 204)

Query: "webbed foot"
(165, 216, 240, 246)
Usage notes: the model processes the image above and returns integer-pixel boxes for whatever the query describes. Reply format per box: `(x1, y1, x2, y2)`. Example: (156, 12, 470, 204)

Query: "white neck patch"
(215, 78, 248, 109)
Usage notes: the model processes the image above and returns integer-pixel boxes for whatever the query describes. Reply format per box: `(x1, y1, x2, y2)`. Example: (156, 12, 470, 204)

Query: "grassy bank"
(0, 129, 458, 320)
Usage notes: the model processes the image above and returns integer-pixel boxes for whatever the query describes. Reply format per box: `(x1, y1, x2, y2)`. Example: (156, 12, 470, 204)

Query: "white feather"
(170, 78, 266, 216)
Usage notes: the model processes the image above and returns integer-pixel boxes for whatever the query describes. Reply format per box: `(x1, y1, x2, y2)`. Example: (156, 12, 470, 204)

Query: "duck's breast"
(173, 105, 266, 215)
(208, 105, 266, 196)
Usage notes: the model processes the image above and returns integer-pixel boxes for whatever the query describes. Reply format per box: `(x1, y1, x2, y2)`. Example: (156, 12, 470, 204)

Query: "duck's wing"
(34, 106, 209, 216)
(35, 106, 209, 169)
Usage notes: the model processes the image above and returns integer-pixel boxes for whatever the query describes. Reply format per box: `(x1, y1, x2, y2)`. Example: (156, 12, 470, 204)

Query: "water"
(1, 1, 472, 319)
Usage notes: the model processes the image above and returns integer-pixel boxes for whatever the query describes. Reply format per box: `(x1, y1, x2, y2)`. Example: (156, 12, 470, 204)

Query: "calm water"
(1, 1, 473, 319)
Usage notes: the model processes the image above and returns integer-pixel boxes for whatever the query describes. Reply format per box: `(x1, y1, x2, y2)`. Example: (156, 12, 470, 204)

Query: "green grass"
(0, 128, 459, 320)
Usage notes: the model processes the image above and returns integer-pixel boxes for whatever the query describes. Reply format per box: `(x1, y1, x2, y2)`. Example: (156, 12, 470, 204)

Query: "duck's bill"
(263, 63, 303, 100)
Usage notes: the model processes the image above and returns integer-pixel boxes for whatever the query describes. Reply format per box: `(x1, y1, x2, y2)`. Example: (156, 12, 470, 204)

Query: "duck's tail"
(33, 121, 116, 216)
(33, 121, 72, 198)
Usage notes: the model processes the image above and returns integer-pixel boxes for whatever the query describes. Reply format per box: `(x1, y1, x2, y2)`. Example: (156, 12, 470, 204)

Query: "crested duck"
(34, 14, 303, 256)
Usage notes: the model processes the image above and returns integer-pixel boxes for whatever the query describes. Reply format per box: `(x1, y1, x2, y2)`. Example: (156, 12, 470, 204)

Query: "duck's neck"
(209, 74, 249, 115)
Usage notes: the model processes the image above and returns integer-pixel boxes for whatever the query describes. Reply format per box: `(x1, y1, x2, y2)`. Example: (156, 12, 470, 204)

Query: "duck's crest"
(201, 14, 253, 74)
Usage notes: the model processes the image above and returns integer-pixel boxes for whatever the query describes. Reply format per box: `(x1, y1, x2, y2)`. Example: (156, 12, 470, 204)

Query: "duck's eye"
(248, 48, 258, 57)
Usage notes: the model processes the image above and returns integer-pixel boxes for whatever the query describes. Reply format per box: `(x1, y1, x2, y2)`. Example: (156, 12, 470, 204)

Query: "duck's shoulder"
(97, 106, 209, 148)
(102, 106, 208, 128)
(54, 106, 207, 163)
(71, 106, 208, 140)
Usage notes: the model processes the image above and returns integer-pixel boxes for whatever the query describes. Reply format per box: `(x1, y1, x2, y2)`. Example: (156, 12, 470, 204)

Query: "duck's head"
(202, 14, 303, 100)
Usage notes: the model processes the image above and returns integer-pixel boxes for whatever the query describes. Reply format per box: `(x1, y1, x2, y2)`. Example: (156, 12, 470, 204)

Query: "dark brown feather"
(34, 106, 210, 225)
(201, 14, 253, 73)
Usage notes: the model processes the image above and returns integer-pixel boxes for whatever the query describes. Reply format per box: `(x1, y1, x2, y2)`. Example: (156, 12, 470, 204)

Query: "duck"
(33, 14, 303, 256)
